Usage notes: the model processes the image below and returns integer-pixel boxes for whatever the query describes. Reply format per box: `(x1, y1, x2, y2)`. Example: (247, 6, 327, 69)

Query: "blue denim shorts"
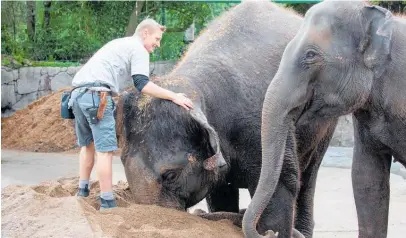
(69, 89, 118, 152)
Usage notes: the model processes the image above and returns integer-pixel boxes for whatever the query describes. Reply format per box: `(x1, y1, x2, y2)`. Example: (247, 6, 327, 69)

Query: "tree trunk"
(43, 1, 52, 30)
(26, 1, 36, 42)
(126, 0, 145, 36)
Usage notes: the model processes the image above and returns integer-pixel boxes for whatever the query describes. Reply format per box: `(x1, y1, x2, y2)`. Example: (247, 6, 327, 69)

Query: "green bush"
(31, 61, 80, 67)
(0, 1, 236, 65)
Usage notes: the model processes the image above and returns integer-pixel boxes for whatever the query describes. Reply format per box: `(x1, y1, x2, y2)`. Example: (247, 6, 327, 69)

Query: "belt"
(85, 89, 112, 96)
(74, 88, 112, 102)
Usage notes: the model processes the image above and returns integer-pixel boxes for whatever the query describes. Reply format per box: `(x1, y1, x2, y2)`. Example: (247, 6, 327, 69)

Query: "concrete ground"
(1, 147, 405, 237)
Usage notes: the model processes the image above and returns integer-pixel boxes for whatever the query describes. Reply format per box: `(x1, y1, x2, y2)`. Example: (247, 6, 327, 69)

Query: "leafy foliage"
(3, 0, 403, 68)
(1, 1, 235, 66)
(369, 0, 406, 13)
(282, 3, 316, 15)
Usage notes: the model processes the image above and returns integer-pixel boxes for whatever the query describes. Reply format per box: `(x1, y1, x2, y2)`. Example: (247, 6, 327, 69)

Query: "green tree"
(0, 1, 234, 64)
(370, 0, 406, 14)
(1, 1, 28, 63)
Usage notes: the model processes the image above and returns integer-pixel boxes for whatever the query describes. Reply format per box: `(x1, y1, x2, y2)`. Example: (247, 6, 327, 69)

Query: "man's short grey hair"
(134, 18, 166, 36)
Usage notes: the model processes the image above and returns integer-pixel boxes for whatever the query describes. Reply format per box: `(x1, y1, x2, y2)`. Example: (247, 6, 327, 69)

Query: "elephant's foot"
(262, 229, 304, 238)
(192, 210, 243, 227)
(292, 229, 305, 238)
(263, 230, 278, 238)
(192, 210, 304, 238)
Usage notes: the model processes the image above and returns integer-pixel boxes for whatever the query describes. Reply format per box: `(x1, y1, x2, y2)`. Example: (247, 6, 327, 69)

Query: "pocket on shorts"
(105, 96, 115, 116)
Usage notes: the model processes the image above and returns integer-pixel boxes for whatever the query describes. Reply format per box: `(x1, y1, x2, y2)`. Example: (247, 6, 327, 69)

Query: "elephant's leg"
(257, 180, 300, 238)
(256, 152, 300, 238)
(253, 129, 301, 238)
(295, 124, 336, 237)
(294, 151, 324, 237)
(352, 124, 392, 238)
(206, 182, 239, 213)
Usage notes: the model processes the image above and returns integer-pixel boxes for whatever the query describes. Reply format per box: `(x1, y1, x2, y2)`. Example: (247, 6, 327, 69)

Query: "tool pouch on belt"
(61, 91, 75, 119)
(60, 82, 97, 120)
(97, 91, 108, 120)
(60, 82, 110, 120)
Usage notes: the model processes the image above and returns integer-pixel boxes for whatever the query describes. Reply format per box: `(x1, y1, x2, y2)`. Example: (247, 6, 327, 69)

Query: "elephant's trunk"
(242, 70, 311, 238)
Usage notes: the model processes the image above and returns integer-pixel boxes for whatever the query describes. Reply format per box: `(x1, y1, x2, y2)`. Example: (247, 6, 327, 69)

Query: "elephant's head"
(243, 1, 393, 237)
(117, 90, 228, 210)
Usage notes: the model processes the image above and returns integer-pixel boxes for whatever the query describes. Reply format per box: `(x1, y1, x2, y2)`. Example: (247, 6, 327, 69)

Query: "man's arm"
(132, 74, 193, 110)
(129, 49, 193, 110)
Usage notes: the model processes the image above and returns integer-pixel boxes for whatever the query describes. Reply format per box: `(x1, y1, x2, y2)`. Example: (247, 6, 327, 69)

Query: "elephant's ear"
(190, 107, 224, 171)
(359, 5, 393, 79)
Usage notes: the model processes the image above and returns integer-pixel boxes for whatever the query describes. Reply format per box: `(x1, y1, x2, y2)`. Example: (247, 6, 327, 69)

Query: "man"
(69, 18, 194, 210)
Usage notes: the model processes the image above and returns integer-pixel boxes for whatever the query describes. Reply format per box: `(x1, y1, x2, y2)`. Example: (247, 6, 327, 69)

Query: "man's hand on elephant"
(172, 93, 194, 110)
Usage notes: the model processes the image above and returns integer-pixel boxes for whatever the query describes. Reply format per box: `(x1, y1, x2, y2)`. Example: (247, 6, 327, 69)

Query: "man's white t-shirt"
(72, 36, 149, 94)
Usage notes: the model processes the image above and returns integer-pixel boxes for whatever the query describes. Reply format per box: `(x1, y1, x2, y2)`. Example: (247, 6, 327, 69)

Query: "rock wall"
(330, 115, 354, 147)
(1, 61, 355, 147)
(1, 61, 177, 117)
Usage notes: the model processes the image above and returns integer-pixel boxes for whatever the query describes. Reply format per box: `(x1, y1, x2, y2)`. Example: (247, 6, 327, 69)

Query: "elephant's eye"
(162, 170, 178, 183)
(305, 50, 317, 59)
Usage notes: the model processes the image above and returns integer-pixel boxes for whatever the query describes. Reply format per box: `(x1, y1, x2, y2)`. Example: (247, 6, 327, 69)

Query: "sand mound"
(1, 88, 127, 154)
(1, 88, 77, 152)
(1, 177, 243, 238)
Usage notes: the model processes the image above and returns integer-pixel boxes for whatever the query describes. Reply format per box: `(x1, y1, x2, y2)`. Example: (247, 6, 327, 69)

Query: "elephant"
(116, 1, 336, 237)
(243, 1, 406, 238)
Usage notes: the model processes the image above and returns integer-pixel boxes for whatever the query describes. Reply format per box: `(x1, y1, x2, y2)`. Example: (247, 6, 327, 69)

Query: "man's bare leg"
(96, 151, 117, 209)
(96, 151, 113, 193)
(79, 143, 95, 180)
(77, 143, 95, 197)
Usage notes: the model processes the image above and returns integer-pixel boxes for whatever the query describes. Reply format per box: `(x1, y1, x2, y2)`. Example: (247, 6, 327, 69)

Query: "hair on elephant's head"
(117, 90, 228, 210)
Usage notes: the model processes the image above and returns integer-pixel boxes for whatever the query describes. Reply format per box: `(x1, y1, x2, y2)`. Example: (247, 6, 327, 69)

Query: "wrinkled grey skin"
(243, 1, 406, 238)
(117, 2, 336, 238)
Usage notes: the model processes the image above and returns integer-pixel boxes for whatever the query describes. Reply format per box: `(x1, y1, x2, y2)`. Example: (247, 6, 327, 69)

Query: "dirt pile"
(1, 88, 78, 152)
(1, 177, 243, 238)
